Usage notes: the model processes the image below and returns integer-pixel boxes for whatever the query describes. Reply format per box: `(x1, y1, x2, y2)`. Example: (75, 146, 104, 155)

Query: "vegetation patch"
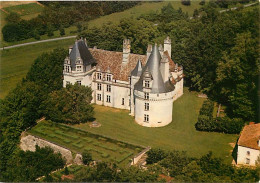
(28, 120, 143, 167)
(3, 3, 44, 16)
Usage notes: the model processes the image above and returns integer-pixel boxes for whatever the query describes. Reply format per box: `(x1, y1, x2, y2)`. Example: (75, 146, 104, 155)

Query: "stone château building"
(63, 37, 184, 127)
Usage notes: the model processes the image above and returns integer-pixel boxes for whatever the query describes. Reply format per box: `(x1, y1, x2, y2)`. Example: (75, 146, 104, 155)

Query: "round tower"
(133, 44, 175, 127)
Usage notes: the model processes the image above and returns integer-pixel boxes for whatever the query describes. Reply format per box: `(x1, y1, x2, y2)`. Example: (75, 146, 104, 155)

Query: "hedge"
(195, 100, 244, 134)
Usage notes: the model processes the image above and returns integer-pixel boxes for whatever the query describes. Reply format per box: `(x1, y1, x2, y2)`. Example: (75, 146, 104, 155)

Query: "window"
(106, 74, 111, 81)
(97, 73, 102, 80)
(145, 81, 150, 88)
(65, 66, 70, 72)
(97, 83, 102, 90)
(107, 85, 111, 92)
(144, 114, 149, 122)
(106, 95, 111, 103)
(122, 98, 124, 105)
(145, 103, 149, 111)
(246, 158, 250, 164)
(247, 151, 250, 156)
(76, 65, 81, 71)
(97, 94, 101, 101)
(77, 81, 81, 85)
(144, 93, 149, 100)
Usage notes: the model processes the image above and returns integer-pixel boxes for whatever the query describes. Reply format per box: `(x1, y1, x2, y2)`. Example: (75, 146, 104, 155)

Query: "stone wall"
(131, 146, 151, 165)
(20, 134, 83, 165)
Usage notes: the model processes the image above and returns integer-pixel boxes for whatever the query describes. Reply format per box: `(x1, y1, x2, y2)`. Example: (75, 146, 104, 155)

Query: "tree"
(181, 0, 191, 6)
(64, 167, 69, 175)
(82, 151, 92, 165)
(216, 32, 259, 121)
(199, 0, 205, 5)
(76, 23, 82, 33)
(59, 27, 65, 36)
(4, 146, 64, 182)
(41, 83, 94, 124)
(146, 148, 167, 164)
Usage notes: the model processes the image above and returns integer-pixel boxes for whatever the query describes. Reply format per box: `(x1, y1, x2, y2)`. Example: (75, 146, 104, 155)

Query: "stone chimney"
(164, 36, 171, 58)
(159, 44, 163, 56)
(123, 39, 131, 63)
(146, 44, 152, 59)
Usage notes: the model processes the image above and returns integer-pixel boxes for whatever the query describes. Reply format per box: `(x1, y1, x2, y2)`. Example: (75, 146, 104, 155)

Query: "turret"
(123, 39, 131, 63)
(164, 36, 171, 58)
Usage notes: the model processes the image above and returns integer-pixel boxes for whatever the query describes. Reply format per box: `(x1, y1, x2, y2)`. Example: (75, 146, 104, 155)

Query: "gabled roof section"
(89, 48, 146, 81)
(135, 44, 172, 93)
(69, 39, 96, 71)
(238, 123, 260, 150)
(131, 59, 142, 77)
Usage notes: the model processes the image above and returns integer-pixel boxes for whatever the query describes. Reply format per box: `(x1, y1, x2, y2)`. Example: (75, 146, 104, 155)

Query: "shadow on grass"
(232, 138, 239, 164)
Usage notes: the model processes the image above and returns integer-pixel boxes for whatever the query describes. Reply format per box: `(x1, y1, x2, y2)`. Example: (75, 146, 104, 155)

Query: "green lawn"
(0, 38, 75, 99)
(87, 1, 203, 28)
(28, 120, 142, 167)
(3, 3, 44, 16)
(72, 88, 237, 163)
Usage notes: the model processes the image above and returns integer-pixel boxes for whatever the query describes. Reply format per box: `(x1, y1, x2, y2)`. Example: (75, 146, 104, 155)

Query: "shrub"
(195, 100, 244, 134)
(82, 151, 92, 165)
(146, 148, 167, 164)
(64, 167, 69, 175)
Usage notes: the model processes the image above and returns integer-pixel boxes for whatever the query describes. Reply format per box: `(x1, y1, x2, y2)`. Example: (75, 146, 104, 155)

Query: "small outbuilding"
(237, 123, 260, 166)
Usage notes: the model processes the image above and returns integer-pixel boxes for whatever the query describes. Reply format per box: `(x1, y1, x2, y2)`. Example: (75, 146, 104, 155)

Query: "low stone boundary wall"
(20, 134, 83, 165)
(131, 146, 151, 165)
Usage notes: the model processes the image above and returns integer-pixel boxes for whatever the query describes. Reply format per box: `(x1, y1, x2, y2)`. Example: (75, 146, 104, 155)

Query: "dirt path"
(0, 35, 77, 50)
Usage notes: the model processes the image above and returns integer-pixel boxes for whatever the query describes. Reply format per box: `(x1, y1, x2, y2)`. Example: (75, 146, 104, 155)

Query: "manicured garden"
(73, 88, 238, 163)
(28, 120, 143, 167)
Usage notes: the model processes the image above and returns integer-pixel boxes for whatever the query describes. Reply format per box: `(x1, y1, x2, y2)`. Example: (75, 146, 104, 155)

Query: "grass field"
(71, 88, 237, 163)
(0, 2, 44, 47)
(3, 3, 44, 16)
(1, 1, 204, 47)
(28, 120, 142, 167)
(87, 1, 203, 28)
(0, 38, 75, 99)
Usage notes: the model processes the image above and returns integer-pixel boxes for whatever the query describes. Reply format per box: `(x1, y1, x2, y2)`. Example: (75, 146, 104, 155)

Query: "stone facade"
(63, 37, 184, 127)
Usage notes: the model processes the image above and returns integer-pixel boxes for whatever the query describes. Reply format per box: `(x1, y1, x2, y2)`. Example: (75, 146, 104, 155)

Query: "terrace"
(27, 120, 143, 167)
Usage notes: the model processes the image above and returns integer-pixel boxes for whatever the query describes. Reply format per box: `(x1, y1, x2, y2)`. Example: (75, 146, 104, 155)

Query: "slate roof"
(134, 45, 175, 93)
(69, 39, 96, 71)
(238, 123, 260, 150)
(131, 60, 143, 77)
(68, 40, 179, 82)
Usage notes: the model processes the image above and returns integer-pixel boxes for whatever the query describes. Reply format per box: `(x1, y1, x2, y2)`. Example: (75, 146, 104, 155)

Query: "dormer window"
(76, 66, 82, 72)
(145, 81, 150, 88)
(107, 74, 112, 81)
(97, 73, 102, 80)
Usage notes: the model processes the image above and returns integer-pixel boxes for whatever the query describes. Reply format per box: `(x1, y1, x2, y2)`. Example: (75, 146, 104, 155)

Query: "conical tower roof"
(69, 38, 96, 71)
(131, 59, 142, 77)
(134, 44, 167, 93)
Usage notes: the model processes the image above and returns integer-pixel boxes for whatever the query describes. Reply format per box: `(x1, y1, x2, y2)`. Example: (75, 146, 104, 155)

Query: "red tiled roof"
(89, 48, 146, 81)
(89, 49, 177, 81)
(238, 123, 260, 150)
(164, 51, 175, 72)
